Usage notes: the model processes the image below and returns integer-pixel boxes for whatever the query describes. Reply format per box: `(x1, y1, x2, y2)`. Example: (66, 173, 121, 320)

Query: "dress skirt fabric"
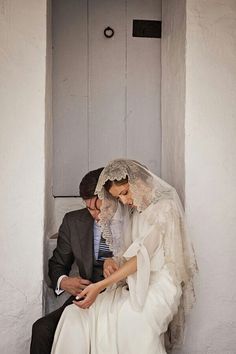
(51, 267, 181, 354)
(51, 202, 182, 354)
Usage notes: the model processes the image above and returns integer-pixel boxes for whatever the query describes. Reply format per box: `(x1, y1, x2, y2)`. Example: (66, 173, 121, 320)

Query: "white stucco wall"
(0, 1, 47, 353)
(162, 1, 236, 353)
(161, 0, 186, 204)
(183, 1, 236, 353)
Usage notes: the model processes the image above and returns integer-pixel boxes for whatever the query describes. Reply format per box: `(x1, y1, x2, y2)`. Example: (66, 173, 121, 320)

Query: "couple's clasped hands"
(61, 258, 119, 309)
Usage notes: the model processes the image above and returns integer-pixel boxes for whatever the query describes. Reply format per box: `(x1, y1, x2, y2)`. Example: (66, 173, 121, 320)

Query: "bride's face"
(109, 182, 134, 207)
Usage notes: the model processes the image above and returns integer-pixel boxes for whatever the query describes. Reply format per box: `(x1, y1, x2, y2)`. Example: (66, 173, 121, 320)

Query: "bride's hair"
(104, 177, 128, 192)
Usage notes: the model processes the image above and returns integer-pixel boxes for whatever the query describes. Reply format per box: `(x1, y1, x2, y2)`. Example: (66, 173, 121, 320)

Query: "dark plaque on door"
(132, 20, 161, 38)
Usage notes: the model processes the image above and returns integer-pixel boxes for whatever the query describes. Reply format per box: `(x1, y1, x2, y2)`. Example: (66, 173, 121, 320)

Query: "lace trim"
(95, 158, 198, 348)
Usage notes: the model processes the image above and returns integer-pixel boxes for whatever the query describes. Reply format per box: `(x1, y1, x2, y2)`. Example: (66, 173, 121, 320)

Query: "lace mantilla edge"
(95, 158, 198, 349)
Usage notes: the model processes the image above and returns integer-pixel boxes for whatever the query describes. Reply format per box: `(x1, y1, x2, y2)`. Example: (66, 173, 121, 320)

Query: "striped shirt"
(93, 221, 112, 260)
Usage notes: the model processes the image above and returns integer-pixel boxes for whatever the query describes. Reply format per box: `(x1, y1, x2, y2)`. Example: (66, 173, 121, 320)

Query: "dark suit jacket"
(48, 208, 100, 291)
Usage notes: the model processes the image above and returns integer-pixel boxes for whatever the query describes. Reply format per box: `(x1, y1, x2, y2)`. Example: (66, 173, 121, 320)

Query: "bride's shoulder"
(151, 198, 174, 213)
(142, 199, 174, 225)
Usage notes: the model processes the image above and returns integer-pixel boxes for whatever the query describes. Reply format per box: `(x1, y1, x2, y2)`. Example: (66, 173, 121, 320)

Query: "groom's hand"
(60, 276, 92, 296)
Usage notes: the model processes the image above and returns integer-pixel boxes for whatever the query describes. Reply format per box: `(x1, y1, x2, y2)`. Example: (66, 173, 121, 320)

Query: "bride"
(51, 159, 197, 354)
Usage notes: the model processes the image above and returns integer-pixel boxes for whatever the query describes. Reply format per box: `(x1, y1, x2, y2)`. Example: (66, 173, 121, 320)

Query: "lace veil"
(95, 158, 198, 349)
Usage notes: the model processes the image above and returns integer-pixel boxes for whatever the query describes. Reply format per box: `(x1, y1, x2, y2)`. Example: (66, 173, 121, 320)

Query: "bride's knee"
(61, 304, 80, 321)
(59, 304, 89, 332)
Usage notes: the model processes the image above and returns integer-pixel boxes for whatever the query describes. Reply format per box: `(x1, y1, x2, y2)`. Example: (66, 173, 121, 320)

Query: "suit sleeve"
(48, 214, 75, 290)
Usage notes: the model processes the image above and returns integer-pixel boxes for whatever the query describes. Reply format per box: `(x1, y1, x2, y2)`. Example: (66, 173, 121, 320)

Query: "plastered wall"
(0, 1, 47, 352)
(162, 1, 236, 353)
(183, 1, 236, 353)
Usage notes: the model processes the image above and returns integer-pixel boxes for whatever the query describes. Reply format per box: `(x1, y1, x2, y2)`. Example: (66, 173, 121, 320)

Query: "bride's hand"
(73, 283, 102, 309)
(103, 258, 119, 278)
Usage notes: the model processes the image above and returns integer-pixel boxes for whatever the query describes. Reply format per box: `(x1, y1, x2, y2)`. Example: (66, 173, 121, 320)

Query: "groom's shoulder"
(64, 208, 92, 224)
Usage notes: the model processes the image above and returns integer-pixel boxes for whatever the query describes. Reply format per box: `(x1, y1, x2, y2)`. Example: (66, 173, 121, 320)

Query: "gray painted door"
(53, 0, 161, 196)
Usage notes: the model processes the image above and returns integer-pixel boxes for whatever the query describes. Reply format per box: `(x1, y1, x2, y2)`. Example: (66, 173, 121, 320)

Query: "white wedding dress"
(51, 200, 182, 354)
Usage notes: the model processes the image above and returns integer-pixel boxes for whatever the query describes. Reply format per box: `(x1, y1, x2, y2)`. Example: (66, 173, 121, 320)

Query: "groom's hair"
(79, 167, 104, 200)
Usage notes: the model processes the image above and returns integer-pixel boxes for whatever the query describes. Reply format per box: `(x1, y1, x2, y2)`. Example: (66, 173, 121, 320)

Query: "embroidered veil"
(95, 158, 198, 348)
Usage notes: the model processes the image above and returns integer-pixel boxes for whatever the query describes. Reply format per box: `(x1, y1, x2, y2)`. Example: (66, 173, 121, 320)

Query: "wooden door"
(52, 0, 161, 196)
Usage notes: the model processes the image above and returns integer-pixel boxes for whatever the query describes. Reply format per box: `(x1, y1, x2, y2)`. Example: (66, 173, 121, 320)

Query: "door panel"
(52, 0, 161, 196)
(52, 0, 88, 195)
(127, 0, 161, 173)
(88, 0, 127, 170)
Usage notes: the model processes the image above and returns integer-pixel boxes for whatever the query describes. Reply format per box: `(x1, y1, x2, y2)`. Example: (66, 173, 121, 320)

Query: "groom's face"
(84, 196, 102, 221)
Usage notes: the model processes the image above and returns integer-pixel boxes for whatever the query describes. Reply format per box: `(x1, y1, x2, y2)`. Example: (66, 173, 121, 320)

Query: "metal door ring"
(104, 27, 114, 38)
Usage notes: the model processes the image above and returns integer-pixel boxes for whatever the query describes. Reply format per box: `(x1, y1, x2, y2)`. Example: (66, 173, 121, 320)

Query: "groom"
(30, 167, 113, 354)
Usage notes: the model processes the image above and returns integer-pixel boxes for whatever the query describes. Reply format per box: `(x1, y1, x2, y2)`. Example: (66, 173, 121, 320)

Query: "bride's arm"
(74, 256, 137, 309)
(100, 256, 137, 289)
